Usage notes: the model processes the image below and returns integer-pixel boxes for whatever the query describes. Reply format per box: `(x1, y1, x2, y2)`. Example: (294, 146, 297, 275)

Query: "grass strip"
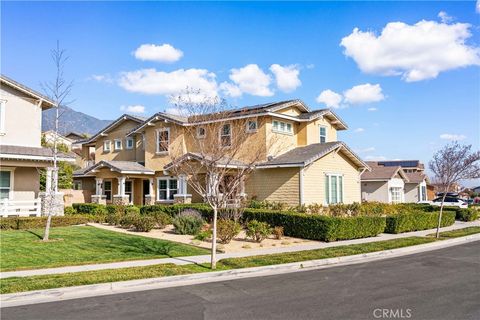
(427, 226, 480, 239)
(0, 237, 435, 294)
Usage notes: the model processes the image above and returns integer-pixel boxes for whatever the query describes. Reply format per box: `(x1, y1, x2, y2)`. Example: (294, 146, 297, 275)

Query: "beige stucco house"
(0, 75, 75, 216)
(74, 100, 369, 207)
(361, 160, 428, 204)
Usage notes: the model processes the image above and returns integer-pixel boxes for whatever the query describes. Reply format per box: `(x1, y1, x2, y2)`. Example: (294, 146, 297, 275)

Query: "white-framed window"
(114, 139, 122, 151)
(157, 177, 178, 201)
(73, 180, 82, 190)
(197, 127, 206, 139)
(390, 187, 402, 203)
(246, 120, 258, 133)
(419, 185, 427, 202)
(124, 180, 133, 203)
(0, 170, 13, 200)
(272, 120, 293, 134)
(103, 140, 111, 152)
(0, 100, 6, 135)
(325, 173, 343, 205)
(220, 123, 232, 147)
(103, 180, 112, 201)
(156, 128, 170, 153)
(126, 137, 134, 150)
(319, 126, 327, 144)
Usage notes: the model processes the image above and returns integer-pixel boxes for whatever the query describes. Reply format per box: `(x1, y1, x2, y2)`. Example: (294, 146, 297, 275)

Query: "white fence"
(0, 199, 42, 217)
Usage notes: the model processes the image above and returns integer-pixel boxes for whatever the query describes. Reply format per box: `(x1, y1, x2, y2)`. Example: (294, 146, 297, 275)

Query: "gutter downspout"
(299, 167, 305, 206)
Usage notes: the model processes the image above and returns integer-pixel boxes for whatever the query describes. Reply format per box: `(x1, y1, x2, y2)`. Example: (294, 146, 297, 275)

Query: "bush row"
(385, 210, 456, 234)
(0, 215, 99, 230)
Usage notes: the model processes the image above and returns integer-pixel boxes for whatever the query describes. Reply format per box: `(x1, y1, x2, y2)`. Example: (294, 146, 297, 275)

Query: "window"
(124, 181, 133, 203)
(272, 120, 293, 134)
(246, 120, 258, 133)
(390, 187, 402, 203)
(156, 128, 170, 153)
(157, 178, 178, 201)
(0, 170, 12, 200)
(126, 138, 134, 150)
(197, 127, 206, 139)
(73, 180, 82, 190)
(220, 124, 231, 147)
(325, 174, 343, 204)
(103, 140, 111, 152)
(114, 139, 122, 151)
(0, 100, 6, 135)
(319, 126, 327, 144)
(103, 180, 112, 201)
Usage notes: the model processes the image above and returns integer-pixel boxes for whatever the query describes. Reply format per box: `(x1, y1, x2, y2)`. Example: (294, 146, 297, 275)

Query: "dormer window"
(156, 128, 170, 153)
(114, 139, 122, 151)
(246, 120, 258, 133)
(272, 120, 293, 134)
(197, 127, 206, 139)
(126, 137, 134, 150)
(319, 126, 327, 144)
(103, 140, 111, 152)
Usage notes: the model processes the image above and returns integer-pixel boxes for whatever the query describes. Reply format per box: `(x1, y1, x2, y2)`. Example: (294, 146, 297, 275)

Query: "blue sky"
(2, 1, 479, 178)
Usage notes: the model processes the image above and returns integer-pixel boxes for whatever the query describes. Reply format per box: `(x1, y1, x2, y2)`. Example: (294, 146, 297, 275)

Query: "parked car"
(431, 197, 468, 209)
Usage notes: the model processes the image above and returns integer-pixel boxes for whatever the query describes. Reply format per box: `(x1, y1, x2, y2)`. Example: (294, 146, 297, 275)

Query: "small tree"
(41, 42, 73, 241)
(429, 142, 480, 238)
(166, 91, 278, 269)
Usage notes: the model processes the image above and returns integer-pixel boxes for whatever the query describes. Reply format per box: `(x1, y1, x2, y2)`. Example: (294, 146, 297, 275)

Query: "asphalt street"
(2, 241, 479, 320)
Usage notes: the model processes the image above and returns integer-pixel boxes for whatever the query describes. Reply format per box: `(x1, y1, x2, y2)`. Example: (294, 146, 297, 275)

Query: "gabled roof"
(79, 114, 147, 145)
(1, 74, 55, 109)
(0, 145, 76, 162)
(404, 172, 428, 184)
(74, 160, 154, 176)
(256, 141, 369, 169)
(128, 99, 347, 136)
(65, 131, 86, 141)
(164, 152, 247, 170)
(377, 160, 425, 170)
(361, 161, 409, 181)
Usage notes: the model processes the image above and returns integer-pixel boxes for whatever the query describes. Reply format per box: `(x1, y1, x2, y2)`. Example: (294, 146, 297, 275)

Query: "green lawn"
(0, 226, 209, 271)
(0, 236, 435, 294)
(427, 226, 480, 239)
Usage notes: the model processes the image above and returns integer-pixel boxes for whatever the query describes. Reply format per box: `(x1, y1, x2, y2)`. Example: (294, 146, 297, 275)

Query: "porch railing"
(0, 199, 42, 217)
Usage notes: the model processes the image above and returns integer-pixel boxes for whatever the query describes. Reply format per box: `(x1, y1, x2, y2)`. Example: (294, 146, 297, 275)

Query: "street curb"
(1, 233, 479, 308)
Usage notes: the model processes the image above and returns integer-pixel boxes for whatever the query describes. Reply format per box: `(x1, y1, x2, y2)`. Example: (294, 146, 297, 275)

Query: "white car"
(431, 197, 468, 209)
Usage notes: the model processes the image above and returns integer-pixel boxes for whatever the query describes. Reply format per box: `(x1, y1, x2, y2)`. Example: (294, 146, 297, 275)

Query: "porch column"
(113, 176, 129, 205)
(117, 176, 126, 196)
(145, 178, 156, 205)
(95, 178, 103, 196)
(149, 178, 155, 196)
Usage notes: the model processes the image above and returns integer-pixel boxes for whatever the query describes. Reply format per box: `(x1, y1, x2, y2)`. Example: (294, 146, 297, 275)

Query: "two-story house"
(74, 100, 369, 207)
(361, 160, 429, 203)
(0, 75, 75, 216)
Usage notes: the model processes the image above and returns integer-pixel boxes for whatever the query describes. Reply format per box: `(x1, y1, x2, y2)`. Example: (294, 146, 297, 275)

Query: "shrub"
(150, 211, 172, 228)
(0, 215, 95, 230)
(72, 203, 105, 214)
(119, 212, 139, 229)
(132, 215, 155, 232)
(385, 210, 456, 234)
(243, 209, 386, 242)
(140, 204, 213, 221)
(64, 206, 77, 215)
(273, 226, 284, 240)
(125, 206, 140, 215)
(106, 205, 126, 226)
(455, 208, 479, 222)
(194, 229, 212, 241)
(216, 219, 241, 244)
(173, 210, 205, 235)
(246, 220, 271, 243)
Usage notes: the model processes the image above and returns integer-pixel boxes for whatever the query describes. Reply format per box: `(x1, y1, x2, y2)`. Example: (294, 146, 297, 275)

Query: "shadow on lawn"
(26, 230, 43, 240)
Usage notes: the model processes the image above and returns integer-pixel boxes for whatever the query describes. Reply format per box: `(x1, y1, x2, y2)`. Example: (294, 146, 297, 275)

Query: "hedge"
(385, 210, 456, 234)
(242, 209, 386, 242)
(453, 208, 479, 222)
(0, 215, 99, 230)
(140, 204, 213, 220)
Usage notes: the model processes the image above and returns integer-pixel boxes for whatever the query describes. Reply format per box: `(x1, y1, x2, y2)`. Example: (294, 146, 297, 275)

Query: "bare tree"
(41, 42, 73, 241)
(429, 142, 480, 238)
(166, 91, 276, 269)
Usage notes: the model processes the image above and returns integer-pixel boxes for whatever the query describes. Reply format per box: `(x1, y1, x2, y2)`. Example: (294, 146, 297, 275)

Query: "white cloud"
(133, 44, 183, 63)
(340, 19, 480, 82)
(438, 11, 453, 23)
(477, 0, 480, 13)
(316, 89, 343, 108)
(440, 133, 467, 141)
(306, 64, 315, 69)
(120, 105, 145, 114)
(354, 128, 365, 133)
(365, 155, 387, 161)
(355, 147, 376, 154)
(227, 64, 273, 97)
(343, 83, 385, 105)
(164, 107, 183, 116)
(219, 82, 242, 98)
(89, 74, 114, 83)
(368, 107, 378, 112)
(118, 68, 218, 98)
(269, 64, 301, 93)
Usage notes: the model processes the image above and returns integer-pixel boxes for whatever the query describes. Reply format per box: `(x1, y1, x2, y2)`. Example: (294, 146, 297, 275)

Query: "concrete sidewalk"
(1, 220, 478, 279)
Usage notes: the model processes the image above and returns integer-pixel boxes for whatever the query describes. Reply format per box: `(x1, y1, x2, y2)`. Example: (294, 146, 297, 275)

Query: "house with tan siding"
(74, 100, 369, 207)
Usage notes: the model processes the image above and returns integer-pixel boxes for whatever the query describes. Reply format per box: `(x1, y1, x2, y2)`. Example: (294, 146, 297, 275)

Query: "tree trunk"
(435, 192, 448, 238)
(43, 213, 52, 241)
(211, 205, 218, 269)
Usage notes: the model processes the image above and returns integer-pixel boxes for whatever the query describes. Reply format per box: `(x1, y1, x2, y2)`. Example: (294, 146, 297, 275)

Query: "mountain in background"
(42, 106, 112, 136)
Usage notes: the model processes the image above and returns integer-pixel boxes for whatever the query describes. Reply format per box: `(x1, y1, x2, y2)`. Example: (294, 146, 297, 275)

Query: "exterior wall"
(61, 188, 93, 206)
(303, 150, 361, 205)
(276, 106, 302, 117)
(245, 167, 300, 207)
(265, 116, 297, 157)
(95, 120, 141, 162)
(305, 118, 338, 145)
(144, 122, 186, 172)
(4, 167, 41, 201)
(0, 85, 43, 148)
(404, 183, 421, 203)
(361, 181, 389, 202)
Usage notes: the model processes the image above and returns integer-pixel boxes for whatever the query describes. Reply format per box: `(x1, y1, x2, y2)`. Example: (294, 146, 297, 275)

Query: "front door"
(142, 180, 150, 205)
(125, 180, 133, 204)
